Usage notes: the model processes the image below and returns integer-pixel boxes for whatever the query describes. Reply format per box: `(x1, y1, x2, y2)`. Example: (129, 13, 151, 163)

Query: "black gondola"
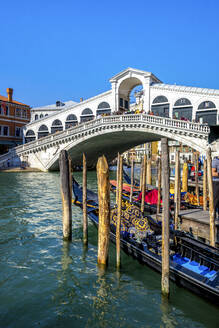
(122, 169, 203, 211)
(73, 177, 219, 305)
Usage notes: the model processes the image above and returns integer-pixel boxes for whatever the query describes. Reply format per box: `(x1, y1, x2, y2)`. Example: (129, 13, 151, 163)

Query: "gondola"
(73, 177, 219, 305)
(121, 169, 203, 211)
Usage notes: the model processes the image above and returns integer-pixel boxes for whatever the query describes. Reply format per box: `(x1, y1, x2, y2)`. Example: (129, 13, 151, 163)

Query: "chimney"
(80, 97, 83, 102)
(7, 88, 13, 102)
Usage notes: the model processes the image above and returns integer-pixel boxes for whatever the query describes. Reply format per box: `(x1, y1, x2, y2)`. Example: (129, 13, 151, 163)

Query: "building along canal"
(0, 171, 218, 328)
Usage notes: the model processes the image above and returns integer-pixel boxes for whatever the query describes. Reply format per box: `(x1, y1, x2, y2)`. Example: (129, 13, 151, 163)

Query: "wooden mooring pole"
(116, 153, 123, 269)
(97, 155, 111, 266)
(116, 152, 120, 204)
(59, 150, 72, 241)
(129, 157, 134, 203)
(203, 159, 207, 211)
(147, 156, 152, 185)
(156, 156, 161, 217)
(182, 161, 188, 192)
(174, 150, 180, 229)
(141, 154, 146, 213)
(206, 148, 215, 247)
(83, 153, 88, 246)
(195, 153, 200, 206)
(161, 138, 170, 297)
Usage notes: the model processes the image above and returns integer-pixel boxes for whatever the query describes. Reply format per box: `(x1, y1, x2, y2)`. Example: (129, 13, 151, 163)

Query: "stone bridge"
(0, 114, 215, 171)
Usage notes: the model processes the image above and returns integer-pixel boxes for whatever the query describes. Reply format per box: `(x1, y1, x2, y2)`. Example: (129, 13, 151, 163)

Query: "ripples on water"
(0, 172, 218, 328)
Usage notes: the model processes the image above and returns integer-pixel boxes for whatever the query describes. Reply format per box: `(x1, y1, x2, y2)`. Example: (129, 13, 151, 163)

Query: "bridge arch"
(25, 129, 36, 143)
(80, 108, 94, 123)
(196, 100, 217, 125)
(65, 114, 78, 129)
(46, 118, 208, 171)
(97, 102, 111, 116)
(151, 95, 169, 117)
(38, 124, 49, 139)
(118, 77, 143, 112)
(173, 98, 193, 121)
(51, 119, 63, 134)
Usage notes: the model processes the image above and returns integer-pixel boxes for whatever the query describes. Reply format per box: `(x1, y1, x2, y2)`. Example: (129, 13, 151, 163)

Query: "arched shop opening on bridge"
(80, 108, 94, 123)
(38, 125, 49, 139)
(196, 101, 217, 125)
(65, 114, 78, 129)
(96, 102, 111, 116)
(25, 130, 36, 143)
(51, 120, 63, 134)
(151, 96, 169, 117)
(173, 98, 193, 121)
(118, 77, 143, 112)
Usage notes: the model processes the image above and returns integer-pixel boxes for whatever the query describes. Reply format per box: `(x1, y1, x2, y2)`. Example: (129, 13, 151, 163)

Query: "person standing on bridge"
(212, 156, 219, 220)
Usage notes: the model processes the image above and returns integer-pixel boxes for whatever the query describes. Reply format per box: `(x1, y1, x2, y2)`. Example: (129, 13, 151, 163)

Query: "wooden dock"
(151, 209, 219, 245)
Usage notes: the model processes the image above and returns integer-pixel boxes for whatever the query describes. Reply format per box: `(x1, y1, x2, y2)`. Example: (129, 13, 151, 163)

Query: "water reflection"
(160, 296, 177, 328)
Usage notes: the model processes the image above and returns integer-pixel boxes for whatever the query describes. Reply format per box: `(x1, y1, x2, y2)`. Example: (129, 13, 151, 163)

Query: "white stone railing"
(0, 114, 210, 166)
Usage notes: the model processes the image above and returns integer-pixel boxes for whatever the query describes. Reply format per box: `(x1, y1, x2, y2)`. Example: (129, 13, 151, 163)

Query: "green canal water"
(0, 172, 218, 328)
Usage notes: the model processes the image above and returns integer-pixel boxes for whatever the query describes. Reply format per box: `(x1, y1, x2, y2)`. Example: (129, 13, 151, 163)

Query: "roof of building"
(31, 100, 78, 111)
(0, 95, 29, 106)
(151, 82, 219, 96)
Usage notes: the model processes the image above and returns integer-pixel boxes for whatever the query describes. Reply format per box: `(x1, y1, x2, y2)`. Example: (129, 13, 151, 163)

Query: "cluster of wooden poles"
(59, 138, 216, 298)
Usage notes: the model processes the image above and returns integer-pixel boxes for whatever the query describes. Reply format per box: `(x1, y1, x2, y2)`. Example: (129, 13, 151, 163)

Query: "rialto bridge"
(0, 113, 215, 171)
(0, 67, 219, 170)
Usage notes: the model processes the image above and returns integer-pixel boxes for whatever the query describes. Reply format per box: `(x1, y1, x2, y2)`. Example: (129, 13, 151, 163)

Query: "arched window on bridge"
(196, 101, 217, 125)
(35, 114, 39, 120)
(80, 108, 94, 123)
(40, 114, 43, 119)
(173, 98, 193, 121)
(151, 96, 169, 117)
(25, 130, 36, 143)
(96, 102, 111, 117)
(51, 119, 63, 134)
(38, 125, 49, 139)
(65, 114, 78, 129)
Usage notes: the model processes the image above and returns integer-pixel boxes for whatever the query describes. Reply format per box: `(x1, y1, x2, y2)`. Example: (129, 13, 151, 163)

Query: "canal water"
(0, 171, 218, 328)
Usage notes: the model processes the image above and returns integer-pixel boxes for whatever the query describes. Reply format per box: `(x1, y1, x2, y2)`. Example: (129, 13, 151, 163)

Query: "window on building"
(35, 114, 39, 120)
(198, 101, 216, 110)
(3, 126, 9, 136)
(23, 109, 27, 118)
(151, 96, 169, 117)
(96, 102, 111, 116)
(119, 98, 123, 108)
(0, 104, 9, 115)
(15, 127, 21, 137)
(40, 114, 43, 119)
(65, 114, 78, 129)
(16, 108, 21, 117)
(125, 100, 129, 109)
(25, 129, 36, 143)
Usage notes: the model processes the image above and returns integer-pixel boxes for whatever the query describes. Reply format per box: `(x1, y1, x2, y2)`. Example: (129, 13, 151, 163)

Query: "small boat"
(73, 177, 219, 305)
(122, 169, 203, 211)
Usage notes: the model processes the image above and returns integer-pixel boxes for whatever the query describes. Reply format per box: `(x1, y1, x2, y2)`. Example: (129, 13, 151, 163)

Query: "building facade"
(0, 88, 30, 154)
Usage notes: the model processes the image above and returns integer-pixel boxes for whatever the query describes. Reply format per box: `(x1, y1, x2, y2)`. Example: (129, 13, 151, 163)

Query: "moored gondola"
(73, 177, 219, 305)
(121, 169, 204, 211)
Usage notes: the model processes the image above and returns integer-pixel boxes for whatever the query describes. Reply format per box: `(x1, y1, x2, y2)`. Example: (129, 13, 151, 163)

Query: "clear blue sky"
(1, 0, 219, 107)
